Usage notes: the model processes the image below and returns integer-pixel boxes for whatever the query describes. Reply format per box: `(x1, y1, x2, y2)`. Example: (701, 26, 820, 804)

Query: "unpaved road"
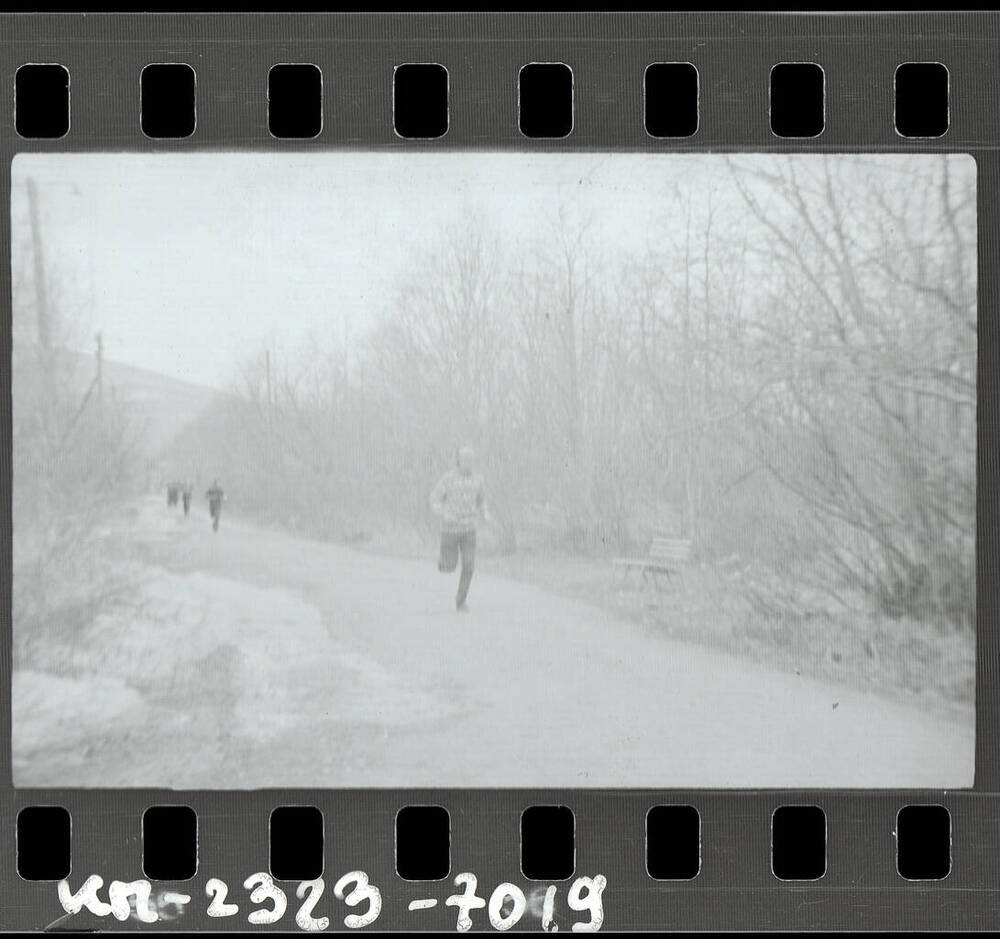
(14, 497, 974, 788)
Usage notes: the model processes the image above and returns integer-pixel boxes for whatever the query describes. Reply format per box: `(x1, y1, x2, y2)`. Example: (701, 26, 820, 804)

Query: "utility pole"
(265, 347, 273, 407)
(95, 331, 103, 408)
(265, 347, 273, 450)
(264, 348, 273, 511)
(25, 174, 56, 441)
(25, 176, 51, 352)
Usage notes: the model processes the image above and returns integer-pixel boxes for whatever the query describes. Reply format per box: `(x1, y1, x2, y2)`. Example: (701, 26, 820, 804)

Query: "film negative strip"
(1, 9, 995, 933)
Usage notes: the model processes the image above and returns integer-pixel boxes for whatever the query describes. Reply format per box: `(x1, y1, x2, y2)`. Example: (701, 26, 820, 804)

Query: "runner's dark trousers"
(438, 529, 476, 608)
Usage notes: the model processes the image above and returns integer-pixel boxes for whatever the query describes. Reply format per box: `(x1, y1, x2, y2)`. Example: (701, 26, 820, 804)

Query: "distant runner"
(181, 483, 192, 517)
(167, 482, 180, 507)
(205, 480, 225, 532)
(429, 446, 490, 612)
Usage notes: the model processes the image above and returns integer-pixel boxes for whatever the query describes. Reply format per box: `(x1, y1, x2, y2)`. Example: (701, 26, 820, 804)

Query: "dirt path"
(14, 497, 975, 788)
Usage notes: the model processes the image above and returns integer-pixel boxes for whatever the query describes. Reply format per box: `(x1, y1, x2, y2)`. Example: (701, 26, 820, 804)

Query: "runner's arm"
(478, 482, 492, 524)
(429, 476, 447, 516)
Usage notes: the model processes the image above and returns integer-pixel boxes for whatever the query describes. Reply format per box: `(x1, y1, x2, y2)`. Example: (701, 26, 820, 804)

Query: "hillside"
(106, 358, 232, 458)
(12, 345, 233, 476)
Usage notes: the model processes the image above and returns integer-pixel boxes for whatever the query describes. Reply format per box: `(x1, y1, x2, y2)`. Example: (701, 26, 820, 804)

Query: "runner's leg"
(438, 532, 459, 573)
(456, 529, 476, 608)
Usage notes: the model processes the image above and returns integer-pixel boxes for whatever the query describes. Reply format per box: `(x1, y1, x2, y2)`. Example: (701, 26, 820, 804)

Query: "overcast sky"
(11, 151, 971, 390)
(12, 152, 694, 389)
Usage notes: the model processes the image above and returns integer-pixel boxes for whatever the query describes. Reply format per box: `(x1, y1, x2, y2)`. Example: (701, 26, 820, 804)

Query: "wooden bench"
(612, 535, 692, 594)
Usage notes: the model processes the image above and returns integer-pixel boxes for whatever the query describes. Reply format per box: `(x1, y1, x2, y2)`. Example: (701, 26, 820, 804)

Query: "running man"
(205, 479, 225, 532)
(181, 482, 192, 517)
(429, 446, 491, 612)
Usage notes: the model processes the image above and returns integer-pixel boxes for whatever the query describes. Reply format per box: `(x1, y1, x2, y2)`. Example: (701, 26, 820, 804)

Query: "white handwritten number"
(108, 879, 158, 923)
(445, 872, 486, 932)
(332, 871, 382, 929)
(487, 883, 527, 931)
(205, 878, 239, 917)
(295, 878, 330, 932)
(541, 885, 558, 932)
(57, 875, 113, 917)
(244, 872, 288, 925)
(567, 875, 607, 933)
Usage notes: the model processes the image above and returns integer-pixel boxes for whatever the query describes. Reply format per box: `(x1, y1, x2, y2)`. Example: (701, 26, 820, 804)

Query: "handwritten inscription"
(55, 871, 606, 931)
